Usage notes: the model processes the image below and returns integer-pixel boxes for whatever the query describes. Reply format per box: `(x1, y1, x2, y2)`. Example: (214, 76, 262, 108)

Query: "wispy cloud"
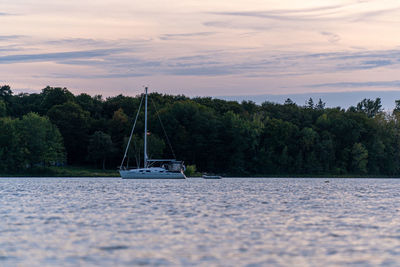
(37, 72, 149, 79)
(0, 49, 125, 64)
(0, 35, 24, 41)
(351, 8, 400, 22)
(45, 38, 109, 46)
(0, 46, 23, 52)
(300, 49, 400, 72)
(3, 0, 400, 96)
(203, 20, 273, 31)
(166, 66, 233, 76)
(208, 5, 347, 21)
(309, 81, 400, 89)
(60, 48, 400, 78)
(320, 32, 340, 44)
(5, 43, 399, 79)
(209, 5, 400, 23)
(203, 3, 400, 35)
(361, 60, 393, 69)
(160, 32, 216, 40)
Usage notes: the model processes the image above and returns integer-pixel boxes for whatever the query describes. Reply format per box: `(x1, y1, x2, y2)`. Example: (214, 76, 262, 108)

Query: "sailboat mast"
(144, 87, 148, 168)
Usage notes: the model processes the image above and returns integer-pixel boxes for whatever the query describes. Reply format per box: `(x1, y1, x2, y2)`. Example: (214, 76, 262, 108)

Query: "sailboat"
(119, 87, 186, 179)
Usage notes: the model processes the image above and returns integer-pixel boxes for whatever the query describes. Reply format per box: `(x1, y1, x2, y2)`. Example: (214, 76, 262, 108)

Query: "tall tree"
(356, 98, 382, 118)
(0, 100, 6, 117)
(47, 102, 90, 164)
(40, 86, 75, 112)
(87, 131, 113, 170)
(0, 117, 23, 171)
(0, 85, 12, 102)
(0, 113, 65, 171)
(316, 99, 325, 110)
(17, 113, 65, 167)
(307, 98, 314, 109)
(351, 143, 368, 174)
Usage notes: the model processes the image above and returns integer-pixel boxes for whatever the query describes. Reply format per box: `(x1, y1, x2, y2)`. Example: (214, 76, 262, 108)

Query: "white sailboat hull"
(120, 168, 186, 179)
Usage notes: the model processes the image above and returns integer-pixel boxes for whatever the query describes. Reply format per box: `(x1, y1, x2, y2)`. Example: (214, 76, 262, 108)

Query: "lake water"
(1, 178, 400, 266)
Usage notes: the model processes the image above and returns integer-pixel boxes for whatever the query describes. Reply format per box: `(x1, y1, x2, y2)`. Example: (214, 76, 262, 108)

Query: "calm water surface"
(1, 178, 400, 266)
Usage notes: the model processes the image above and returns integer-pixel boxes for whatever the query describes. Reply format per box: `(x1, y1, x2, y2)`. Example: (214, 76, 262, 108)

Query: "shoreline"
(2, 175, 400, 179)
(2, 166, 400, 179)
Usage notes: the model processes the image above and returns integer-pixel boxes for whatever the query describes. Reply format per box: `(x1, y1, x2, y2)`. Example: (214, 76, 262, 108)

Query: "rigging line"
(119, 93, 145, 169)
(150, 97, 176, 159)
(133, 138, 140, 168)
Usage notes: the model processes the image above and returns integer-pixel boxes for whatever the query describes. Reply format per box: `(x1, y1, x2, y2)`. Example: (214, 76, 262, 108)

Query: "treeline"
(2, 84, 400, 176)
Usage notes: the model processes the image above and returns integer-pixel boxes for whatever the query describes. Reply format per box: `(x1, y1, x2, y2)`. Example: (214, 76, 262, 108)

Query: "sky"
(1, 0, 400, 99)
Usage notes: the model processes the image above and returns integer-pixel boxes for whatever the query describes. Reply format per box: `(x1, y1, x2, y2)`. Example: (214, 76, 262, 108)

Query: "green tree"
(110, 108, 129, 138)
(41, 86, 75, 111)
(216, 111, 261, 175)
(351, 143, 368, 174)
(156, 101, 219, 172)
(75, 93, 103, 119)
(356, 98, 382, 118)
(316, 99, 325, 110)
(4, 85, 400, 177)
(16, 113, 65, 167)
(184, 165, 197, 177)
(0, 114, 65, 171)
(8, 92, 44, 117)
(0, 85, 12, 115)
(87, 131, 113, 169)
(300, 127, 319, 151)
(300, 127, 321, 173)
(260, 118, 298, 174)
(0, 117, 24, 171)
(47, 102, 90, 164)
(0, 100, 6, 117)
(307, 98, 314, 109)
(316, 131, 335, 172)
(0, 85, 12, 102)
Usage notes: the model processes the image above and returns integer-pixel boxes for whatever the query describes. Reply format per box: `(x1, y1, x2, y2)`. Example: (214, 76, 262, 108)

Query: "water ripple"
(0, 178, 400, 266)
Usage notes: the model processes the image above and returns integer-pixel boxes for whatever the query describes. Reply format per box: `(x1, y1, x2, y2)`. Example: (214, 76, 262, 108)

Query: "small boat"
(119, 87, 186, 179)
(202, 175, 222, 179)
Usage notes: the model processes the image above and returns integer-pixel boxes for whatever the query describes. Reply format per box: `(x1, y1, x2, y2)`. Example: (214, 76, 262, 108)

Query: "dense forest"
(2, 84, 400, 176)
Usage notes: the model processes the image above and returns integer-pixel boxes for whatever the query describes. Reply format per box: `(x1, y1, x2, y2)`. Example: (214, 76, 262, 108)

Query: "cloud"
(166, 66, 234, 76)
(203, 20, 273, 31)
(0, 49, 125, 64)
(2, 34, 399, 81)
(159, 32, 216, 40)
(171, 55, 213, 61)
(209, 5, 347, 22)
(0, 46, 23, 52)
(204, 4, 400, 34)
(0, 35, 24, 41)
(351, 8, 400, 22)
(299, 49, 400, 72)
(45, 38, 108, 46)
(320, 31, 340, 44)
(210, 5, 400, 22)
(309, 81, 400, 89)
(361, 60, 393, 68)
(266, 5, 345, 14)
(37, 72, 149, 79)
(165, 48, 400, 77)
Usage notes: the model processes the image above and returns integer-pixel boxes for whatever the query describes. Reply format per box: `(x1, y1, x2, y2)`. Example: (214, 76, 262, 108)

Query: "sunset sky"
(1, 0, 400, 98)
